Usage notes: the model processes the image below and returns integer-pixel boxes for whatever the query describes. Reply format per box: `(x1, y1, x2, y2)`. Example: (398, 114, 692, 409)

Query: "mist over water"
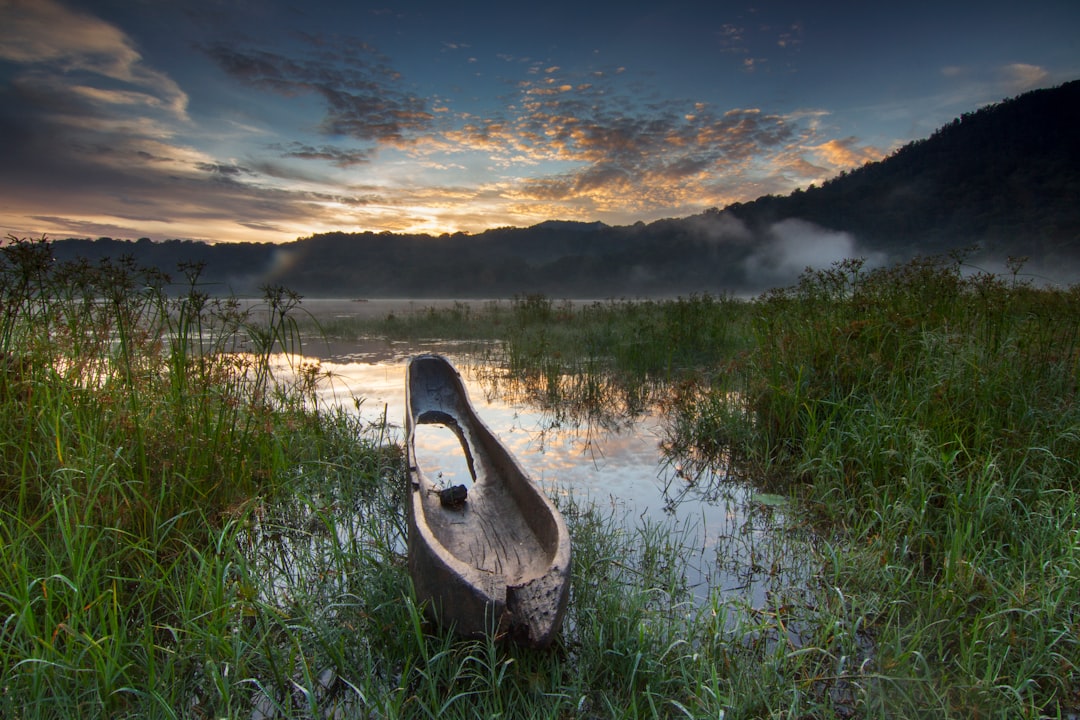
(744, 218, 886, 287)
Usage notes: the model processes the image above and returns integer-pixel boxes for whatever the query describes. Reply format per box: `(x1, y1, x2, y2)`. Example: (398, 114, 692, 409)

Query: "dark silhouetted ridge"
(47, 79, 1080, 295)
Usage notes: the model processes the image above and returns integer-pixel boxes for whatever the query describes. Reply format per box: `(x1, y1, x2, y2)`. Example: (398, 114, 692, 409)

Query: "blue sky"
(1, 0, 1077, 243)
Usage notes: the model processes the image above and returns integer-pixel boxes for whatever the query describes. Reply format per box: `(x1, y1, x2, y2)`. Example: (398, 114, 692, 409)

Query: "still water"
(284, 312, 816, 611)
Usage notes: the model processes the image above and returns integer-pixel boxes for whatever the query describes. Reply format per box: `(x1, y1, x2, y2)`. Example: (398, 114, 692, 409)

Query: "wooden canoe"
(405, 354, 571, 648)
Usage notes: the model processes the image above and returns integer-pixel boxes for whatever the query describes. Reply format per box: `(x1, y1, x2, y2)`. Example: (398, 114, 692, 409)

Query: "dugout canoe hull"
(405, 354, 571, 648)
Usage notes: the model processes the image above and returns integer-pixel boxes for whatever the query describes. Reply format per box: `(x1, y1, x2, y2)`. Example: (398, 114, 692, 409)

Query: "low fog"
(743, 218, 887, 288)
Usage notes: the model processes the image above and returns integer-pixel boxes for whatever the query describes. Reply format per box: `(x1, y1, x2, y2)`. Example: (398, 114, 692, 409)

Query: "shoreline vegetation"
(1, 236, 1077, 718)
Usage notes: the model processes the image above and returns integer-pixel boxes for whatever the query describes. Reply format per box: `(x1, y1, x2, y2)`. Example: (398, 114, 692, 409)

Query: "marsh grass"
(0, 237, 401, 717)
(8, 232, 1076, 718)
(310, 299, 509, 344)
(667, 254, 1080, 717)
(268, 259, 1078, 718)
(0, 238, 785, 719)
(317, 292, 754, 435)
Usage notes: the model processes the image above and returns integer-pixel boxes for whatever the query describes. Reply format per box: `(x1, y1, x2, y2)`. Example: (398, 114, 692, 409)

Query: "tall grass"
(0, 237, 397, 717)
(11, 232, 1075, 718)
(311, 293, 752, 377)
(0, 238, 772, 719)
(667, 254, 1080, 717)
(322, 292, 754, 433)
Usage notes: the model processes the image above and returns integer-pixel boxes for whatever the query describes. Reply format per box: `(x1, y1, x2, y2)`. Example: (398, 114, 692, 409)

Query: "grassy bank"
(0, 239, 770, 718)
(668, 255, 1080, 716)
(0, 238, 399, 716)
(6, 234, 1077, 718)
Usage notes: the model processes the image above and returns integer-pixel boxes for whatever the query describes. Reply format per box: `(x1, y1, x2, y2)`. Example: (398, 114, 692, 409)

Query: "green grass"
(306, 298, 510, 345)
(334, 293, 754, 379)
(312, 292, 754, 433)
(0, 239, 753, 718)
(5, 234, 1078, 718)
(0, 237, 404, 717)
(667, 254, 1080, 717)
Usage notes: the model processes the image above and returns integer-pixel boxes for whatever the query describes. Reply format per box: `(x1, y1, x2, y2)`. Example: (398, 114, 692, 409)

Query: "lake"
(278, 298, 817, 611)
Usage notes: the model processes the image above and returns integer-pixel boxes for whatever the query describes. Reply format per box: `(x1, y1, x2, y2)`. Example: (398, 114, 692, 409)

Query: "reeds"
(7, 233, 1076, 718)
(667, 254, 1080, 716)
(0, 237, 398, 717)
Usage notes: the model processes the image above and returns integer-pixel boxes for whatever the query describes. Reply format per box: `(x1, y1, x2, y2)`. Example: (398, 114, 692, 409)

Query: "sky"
(0, 0, 1078, 244)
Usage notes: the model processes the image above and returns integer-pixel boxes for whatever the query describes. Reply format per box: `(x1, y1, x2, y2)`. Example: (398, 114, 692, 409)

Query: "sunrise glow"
(1, 0, 1077, 244)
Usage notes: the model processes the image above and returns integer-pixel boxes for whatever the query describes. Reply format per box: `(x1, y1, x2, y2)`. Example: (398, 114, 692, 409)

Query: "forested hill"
(48, 80, 1080, 297)
(725, 79, 1080, 261)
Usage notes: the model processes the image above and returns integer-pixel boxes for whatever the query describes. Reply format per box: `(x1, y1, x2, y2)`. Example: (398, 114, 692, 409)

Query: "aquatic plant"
(667, 254, 1080, 716)
(0, 237, 393, 716)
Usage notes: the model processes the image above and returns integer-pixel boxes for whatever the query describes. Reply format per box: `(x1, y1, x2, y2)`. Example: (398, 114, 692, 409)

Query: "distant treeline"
(48, 79, 1080, 297)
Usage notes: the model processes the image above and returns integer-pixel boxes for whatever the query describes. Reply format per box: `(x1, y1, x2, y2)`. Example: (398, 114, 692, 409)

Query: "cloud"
(776, 24, 803, 49)
(27, 215, 149, 240)
(196, 162, 252, 176)
(0, 7, 435, 243)
(0, 73, 192, 182)
(811, 137, 885, 171)
(278, 142, 373, 167)
(715, 24, 747, 53)
(0, 2, 893, 242)
(202, 42, 433, 143)
(999, 63, 1049, 93)
(744, 218, 886, 286)
(0, 67, 334, 243)
(0, 0, 188, 119)
(0, 0, 199, 211)
(419, 61, 860, 225)
(448, 70, 808, 217)
(935, 62, 1057, 115)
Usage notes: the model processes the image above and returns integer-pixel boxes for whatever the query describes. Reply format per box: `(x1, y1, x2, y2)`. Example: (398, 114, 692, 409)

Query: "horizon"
(2, 0, 1079, 245)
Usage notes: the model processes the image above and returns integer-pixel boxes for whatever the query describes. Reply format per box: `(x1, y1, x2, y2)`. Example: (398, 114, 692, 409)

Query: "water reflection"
(411, 422, 475, 490)
(266, 335, 816, 612)
(237, 463, 404, 719)
(470, 357, 655, 439)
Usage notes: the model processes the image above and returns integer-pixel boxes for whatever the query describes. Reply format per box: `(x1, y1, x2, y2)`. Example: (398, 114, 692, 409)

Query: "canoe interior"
(409, 358, 561, 583)
(415, 416, 556, 582)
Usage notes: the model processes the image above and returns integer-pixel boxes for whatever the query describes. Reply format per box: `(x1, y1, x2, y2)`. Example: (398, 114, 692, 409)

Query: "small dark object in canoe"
(438, 484, 468, 507)
(405, 354, 571, 648)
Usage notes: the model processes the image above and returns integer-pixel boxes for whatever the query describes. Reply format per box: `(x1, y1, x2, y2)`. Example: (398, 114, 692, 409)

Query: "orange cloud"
(811, 137, 885, 170)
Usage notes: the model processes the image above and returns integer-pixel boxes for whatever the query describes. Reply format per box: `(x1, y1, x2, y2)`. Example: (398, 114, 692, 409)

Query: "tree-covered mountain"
(726, 79, 1080, 262)
(47, 79, 1080, 296)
